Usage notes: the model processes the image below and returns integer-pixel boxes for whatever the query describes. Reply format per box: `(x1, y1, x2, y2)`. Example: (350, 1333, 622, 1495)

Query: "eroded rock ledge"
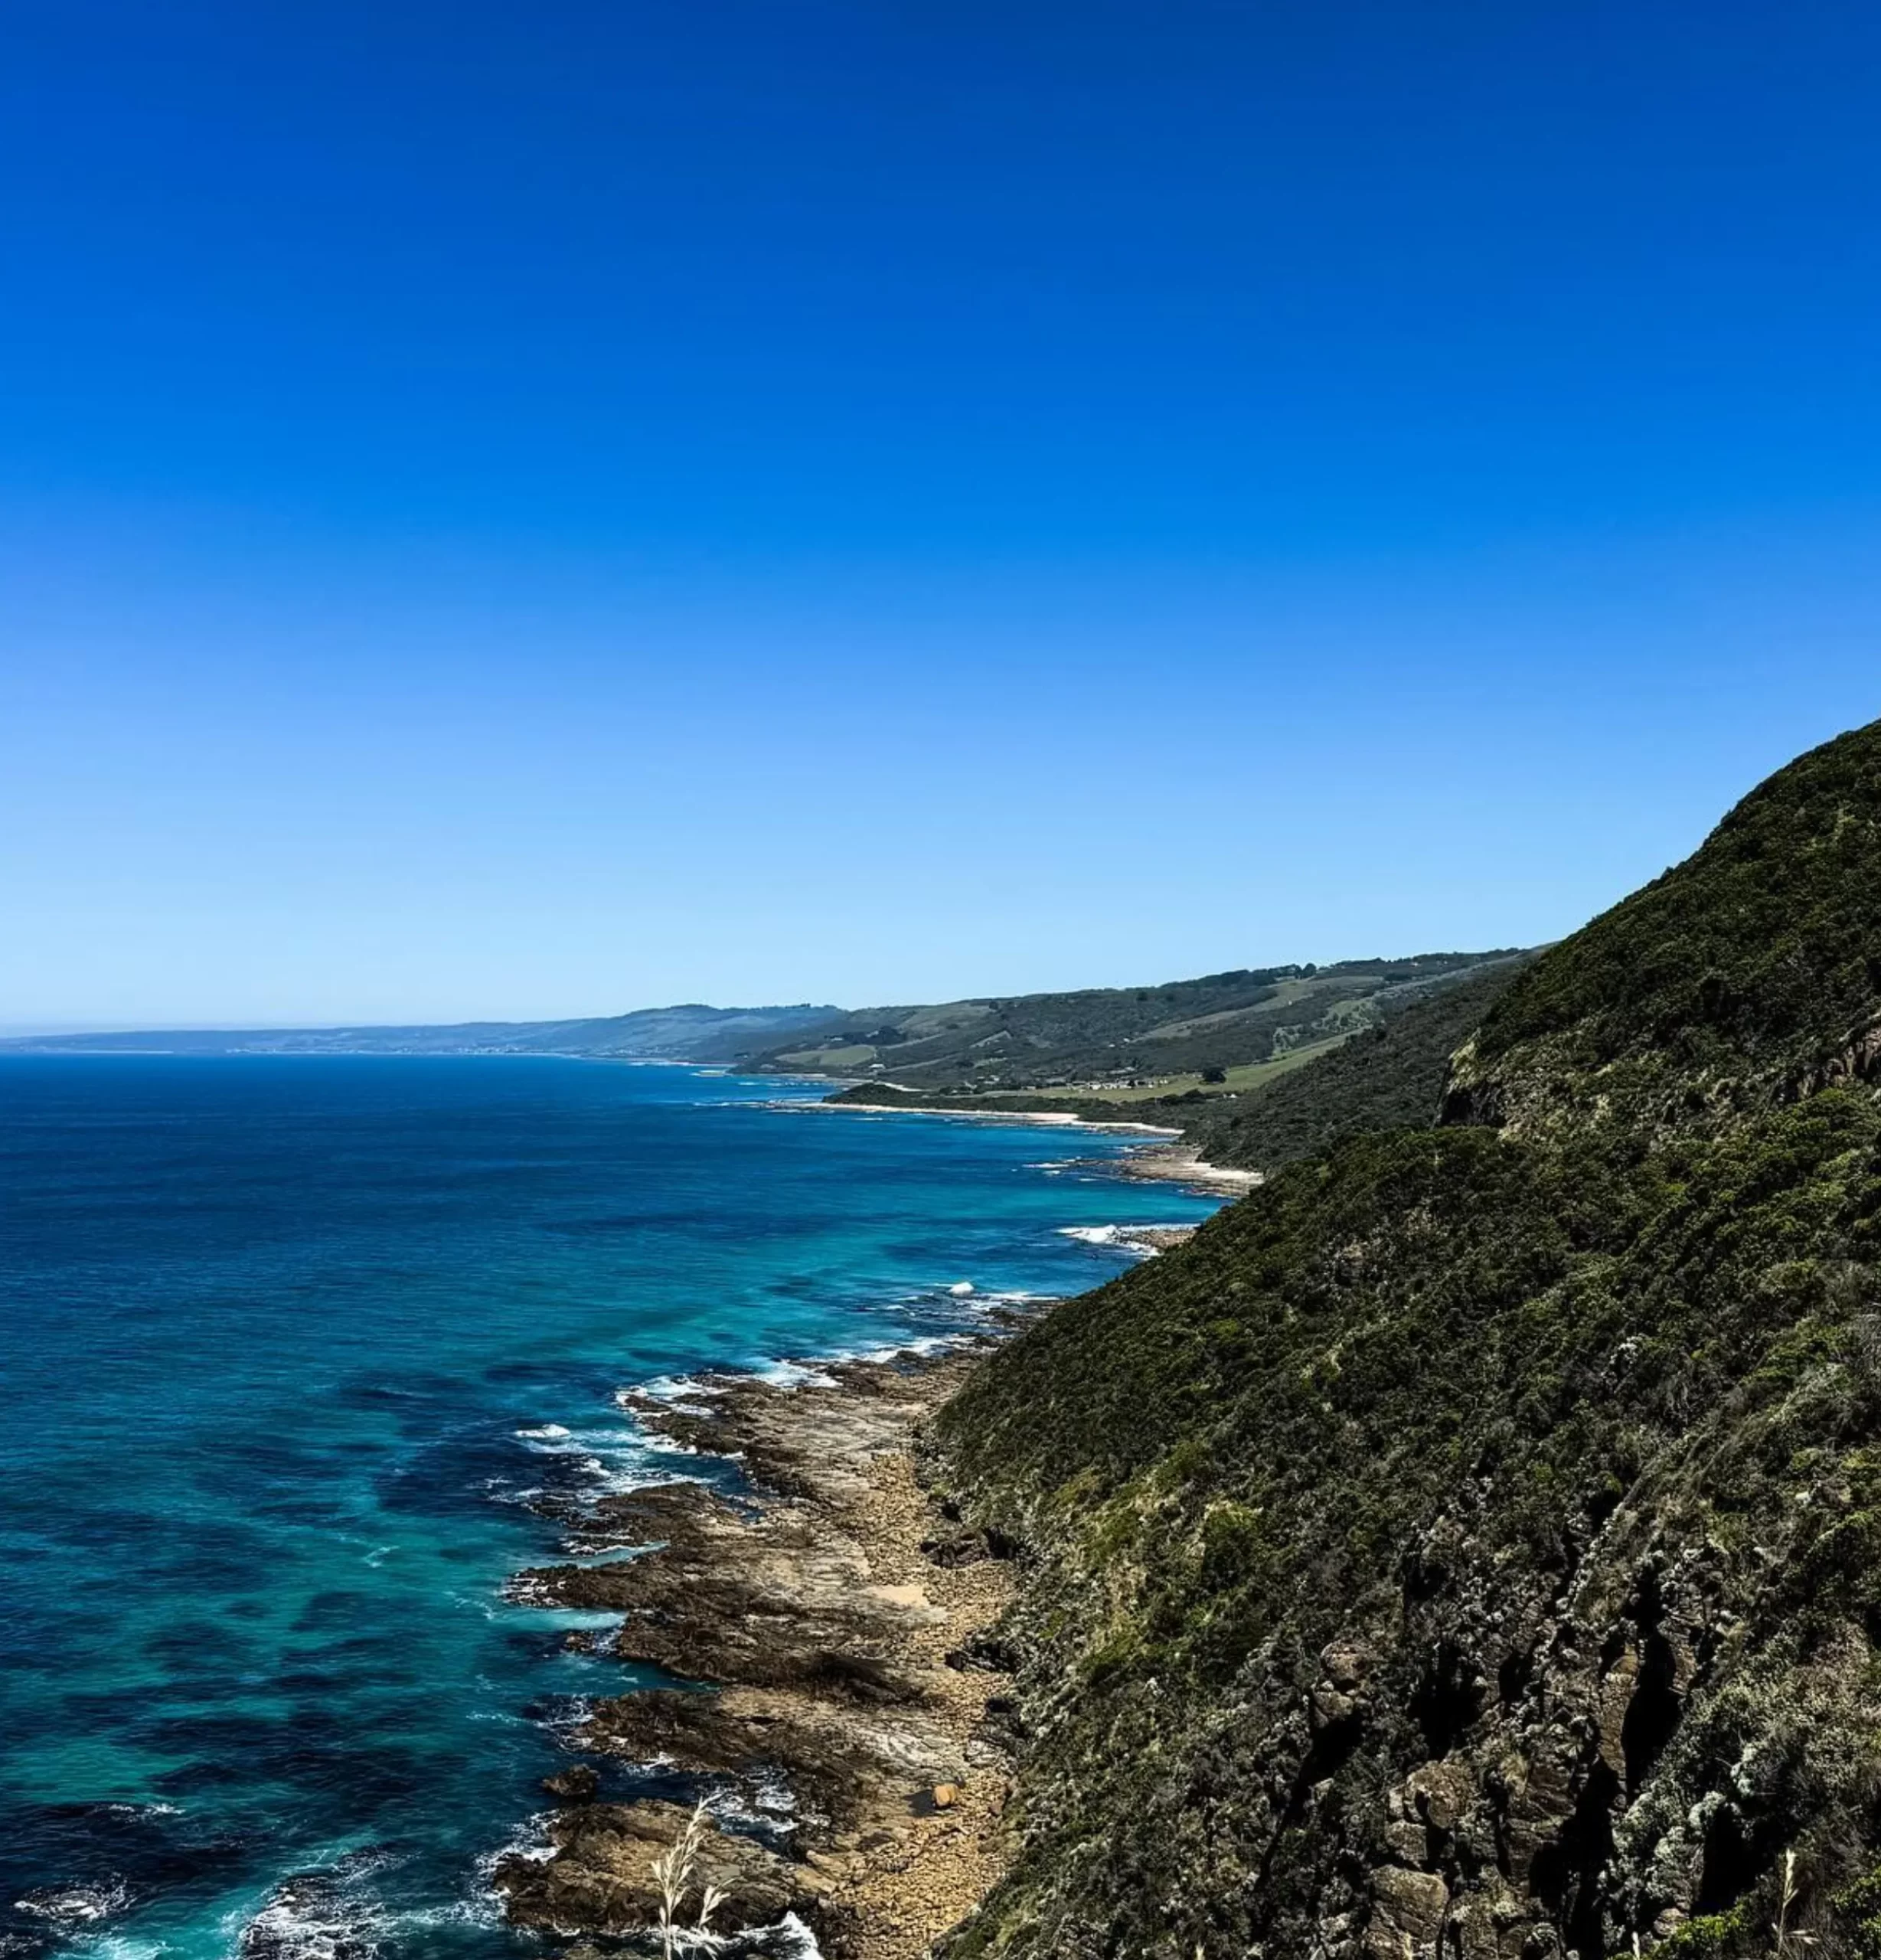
(494, 1350, 1020, 1959)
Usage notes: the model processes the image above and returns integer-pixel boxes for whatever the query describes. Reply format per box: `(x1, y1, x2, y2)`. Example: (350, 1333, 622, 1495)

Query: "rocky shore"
(1106, 1141, 1263, 1194)
(494, 1348, 1023, 1958)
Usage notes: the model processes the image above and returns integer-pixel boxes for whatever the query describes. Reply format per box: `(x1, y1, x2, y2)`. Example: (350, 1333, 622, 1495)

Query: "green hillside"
(760, 951, 1518, 1099)
(934, 720, 1881, 1960)
(1181, 952, 1533, 1168)
(818, 953, 1530, 1171)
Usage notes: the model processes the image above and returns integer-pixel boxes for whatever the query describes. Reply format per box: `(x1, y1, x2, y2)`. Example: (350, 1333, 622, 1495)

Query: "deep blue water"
(0, 1057, 1213, 1960)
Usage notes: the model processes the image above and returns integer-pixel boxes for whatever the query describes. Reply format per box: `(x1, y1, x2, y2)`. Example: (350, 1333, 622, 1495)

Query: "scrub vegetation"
(932, 720, 1881, 1959)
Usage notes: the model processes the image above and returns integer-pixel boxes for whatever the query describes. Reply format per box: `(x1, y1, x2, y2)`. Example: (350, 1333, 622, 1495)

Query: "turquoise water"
(0, 1057, 1213, 1960)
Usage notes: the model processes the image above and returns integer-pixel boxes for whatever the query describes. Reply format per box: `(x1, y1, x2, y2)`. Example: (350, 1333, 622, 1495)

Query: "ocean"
(0, 1056, 1215, 1960)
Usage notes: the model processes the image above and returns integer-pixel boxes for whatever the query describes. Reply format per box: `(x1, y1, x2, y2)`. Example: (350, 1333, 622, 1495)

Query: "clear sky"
(5, 1, 1881, 1028)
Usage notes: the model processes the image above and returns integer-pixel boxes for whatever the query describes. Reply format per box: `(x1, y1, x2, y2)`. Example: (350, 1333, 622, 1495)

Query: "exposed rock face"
(1791, 1013, 1881, 1101)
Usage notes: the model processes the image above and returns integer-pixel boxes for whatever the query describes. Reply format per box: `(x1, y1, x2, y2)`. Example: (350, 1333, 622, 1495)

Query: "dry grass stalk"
(1773, 1850, 1814, 1959)
(651, 1797, 728, 1958)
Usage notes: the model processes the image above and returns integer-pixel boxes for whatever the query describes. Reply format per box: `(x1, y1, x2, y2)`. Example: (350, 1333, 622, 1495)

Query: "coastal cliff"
(932, 720, 1881, 1958)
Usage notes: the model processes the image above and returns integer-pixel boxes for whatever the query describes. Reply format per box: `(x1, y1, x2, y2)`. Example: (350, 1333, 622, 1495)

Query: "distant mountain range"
(0, 1002, 841, 1062)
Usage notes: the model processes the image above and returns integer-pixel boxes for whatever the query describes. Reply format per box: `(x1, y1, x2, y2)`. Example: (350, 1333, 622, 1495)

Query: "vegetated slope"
(0, 1004, 841, 1062)
(1445, 725, 1881, 1135)
(1180, 954, 1533, 1170)
(762, 952, 1517, 1096)
(819, 955, 1530, 1168)
(935, 719, 1881, 1960)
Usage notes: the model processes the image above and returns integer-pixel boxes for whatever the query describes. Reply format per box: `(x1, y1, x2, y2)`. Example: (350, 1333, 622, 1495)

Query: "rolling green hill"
(1178, 952, 1533, 1168)
(934, 719, 1881, 1960)
(757, 950, 1521, 1101)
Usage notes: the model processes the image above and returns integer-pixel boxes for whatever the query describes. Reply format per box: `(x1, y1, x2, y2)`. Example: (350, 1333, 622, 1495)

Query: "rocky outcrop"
(494, 1351, 1024, 1959)
(498, 1799, 810, 1940)
(1789, 1014, 1881, 1102)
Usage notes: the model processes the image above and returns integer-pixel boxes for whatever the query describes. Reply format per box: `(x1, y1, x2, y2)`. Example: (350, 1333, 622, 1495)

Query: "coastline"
(496, 1346, 1023, 1958)
(787, 1082, 1269, 1199)
(1102, 1140, 1265, 1195)
(488, 1102, 1242, 1955)
(789, 1096, 1182, 1136)
(792, 1089, 1265, 1197)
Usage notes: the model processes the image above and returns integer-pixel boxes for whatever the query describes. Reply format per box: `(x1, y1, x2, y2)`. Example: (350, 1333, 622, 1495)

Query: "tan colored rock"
(494, 1800, 807, 1936)
(1383, 1821, 1427, 1865)
(505, 1348, 1021, 1960)
(1404, 1759, 1475, 1834)
(1596, 1645, 1639, 1774)
(1321, 1639, 1376, 1690)
(1365, 1866, 1451, 1960)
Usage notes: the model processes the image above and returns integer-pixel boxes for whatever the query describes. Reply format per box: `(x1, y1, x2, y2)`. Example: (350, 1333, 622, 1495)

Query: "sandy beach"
(799, 1096, 1183, 1136)
(802, 1094, 1266, 1194)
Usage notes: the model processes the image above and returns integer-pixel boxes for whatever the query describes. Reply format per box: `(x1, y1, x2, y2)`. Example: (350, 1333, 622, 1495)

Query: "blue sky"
(4, 1, 1880, 1027)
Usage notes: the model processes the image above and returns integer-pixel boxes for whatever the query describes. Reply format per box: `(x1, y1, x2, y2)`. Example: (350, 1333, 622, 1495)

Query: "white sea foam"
(233, 1852, 394, 1960)
(630, 1374, 727, 1405)
(854, 1333, 962, 1361)
(752, 1359, 840, 1389)
(770, 1914, 825, 1958)
(377, 1890, 505, 1940)
(513, 1418, 693, 1498)
(14, 1881, 133, 1924)
(476, 1813, 556, 1880)
(58, 1938, 168, 1960)
(1058, 1223, 1167, 1253)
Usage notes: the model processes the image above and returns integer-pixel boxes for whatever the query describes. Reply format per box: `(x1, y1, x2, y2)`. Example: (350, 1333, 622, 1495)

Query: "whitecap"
(769, 1914, 825, 1958)
(60, 1939, 168, 1960)
(627, 1376, 727, 1406)
(14, 1880, 132, 1925)
(237, 1861, 390, 1960)
(851, 1334, 965, 1364)
(752, 1360, 839, 1389)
